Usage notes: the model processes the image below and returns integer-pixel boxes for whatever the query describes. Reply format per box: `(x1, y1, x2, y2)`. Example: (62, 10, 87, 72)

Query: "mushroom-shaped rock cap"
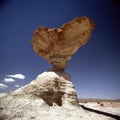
(31, 16, 95, 70)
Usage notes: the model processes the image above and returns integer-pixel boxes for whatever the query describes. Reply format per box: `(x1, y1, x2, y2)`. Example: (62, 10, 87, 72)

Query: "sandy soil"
(79, 102, 120, 116)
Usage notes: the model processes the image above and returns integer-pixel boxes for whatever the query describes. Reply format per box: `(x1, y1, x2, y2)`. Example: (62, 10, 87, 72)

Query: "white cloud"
(0, 83, 8, 89)
(15, 85, 20, 88)
(6, 74, 26, 80)
(3, 78, 15, 83)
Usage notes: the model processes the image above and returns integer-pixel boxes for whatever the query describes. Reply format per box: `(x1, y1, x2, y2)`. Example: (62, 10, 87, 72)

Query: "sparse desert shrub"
(97, 101, 104, 106)
(100, 103, 104, 106)
(97, 101, 100, 104)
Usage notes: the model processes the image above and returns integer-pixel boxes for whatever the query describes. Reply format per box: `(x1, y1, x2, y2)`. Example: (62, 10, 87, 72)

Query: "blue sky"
(0, 0, 120, 99)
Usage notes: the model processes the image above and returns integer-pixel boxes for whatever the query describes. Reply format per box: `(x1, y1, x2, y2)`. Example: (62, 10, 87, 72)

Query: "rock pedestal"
(14, 70, 79, 107)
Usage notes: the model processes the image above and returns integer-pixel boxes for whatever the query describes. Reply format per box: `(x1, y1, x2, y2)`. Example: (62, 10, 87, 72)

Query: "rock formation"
(31, 16, 95, 70)
(0, 17, 97, 120)
(14, 70, 79, 107)
(29, 16, 95, 107)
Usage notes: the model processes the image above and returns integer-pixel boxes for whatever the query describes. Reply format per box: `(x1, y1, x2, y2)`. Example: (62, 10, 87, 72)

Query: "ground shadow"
(80, 105, 120, 120)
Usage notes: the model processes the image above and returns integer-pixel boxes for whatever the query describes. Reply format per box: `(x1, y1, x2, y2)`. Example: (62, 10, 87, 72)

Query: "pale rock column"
(14, 70, 79, 107)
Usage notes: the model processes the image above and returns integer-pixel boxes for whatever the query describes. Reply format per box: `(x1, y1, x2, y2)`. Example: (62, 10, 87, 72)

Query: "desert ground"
(79, 99, 120, 119)
(0, 93, 120, 120)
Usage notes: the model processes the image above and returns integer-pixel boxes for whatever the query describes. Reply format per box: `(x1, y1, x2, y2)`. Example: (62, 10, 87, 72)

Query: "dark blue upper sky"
(0, 0, 120, 99)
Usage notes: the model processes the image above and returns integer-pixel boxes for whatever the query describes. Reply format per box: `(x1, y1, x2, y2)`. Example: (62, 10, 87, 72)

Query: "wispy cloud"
(0, 83, 8, 89)
(3, 78, 15, 83)
(15, 85, 20, 88)
(6, 74, 26, 80)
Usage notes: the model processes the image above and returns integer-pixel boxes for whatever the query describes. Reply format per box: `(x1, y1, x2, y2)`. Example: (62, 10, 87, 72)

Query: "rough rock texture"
(0, 94, 116, 120)
(13, 70, 79, 107)
(31, 16, 95, 70)
(0, 72, 118, 120)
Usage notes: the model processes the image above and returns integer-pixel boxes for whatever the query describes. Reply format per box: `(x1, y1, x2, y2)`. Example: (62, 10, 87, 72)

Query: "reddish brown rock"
(31, 17, 95, 70)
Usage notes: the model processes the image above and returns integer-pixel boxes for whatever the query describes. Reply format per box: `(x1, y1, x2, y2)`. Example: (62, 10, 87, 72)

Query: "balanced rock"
(31, 16, 95, 70)
(0, 17, 97, 120)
